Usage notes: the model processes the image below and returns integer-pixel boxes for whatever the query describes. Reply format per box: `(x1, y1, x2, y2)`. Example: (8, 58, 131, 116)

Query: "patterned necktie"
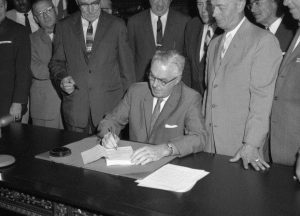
(220, 33, 232, 59)
(86, 21, 94, 57)
(150, 98, 163, 133)
(156, 16, 163, 48)
(24, 13, 31, 33)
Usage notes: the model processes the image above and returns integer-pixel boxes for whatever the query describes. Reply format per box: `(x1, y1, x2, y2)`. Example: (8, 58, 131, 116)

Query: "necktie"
(156, 16, 163, 48)
(150, 98, 163, 133)
(220, 33, 232, 59)
(86, 21, 94, 57)
(24, 13, 31, 33)
(57, 0, 65, 19)
(265, 26, 270, 31)
(204, 28, 212, 53)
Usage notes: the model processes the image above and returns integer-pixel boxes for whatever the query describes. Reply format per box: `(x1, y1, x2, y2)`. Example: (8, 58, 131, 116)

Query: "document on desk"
(136, 164, 209, 192)
(81, 145, 134, 166)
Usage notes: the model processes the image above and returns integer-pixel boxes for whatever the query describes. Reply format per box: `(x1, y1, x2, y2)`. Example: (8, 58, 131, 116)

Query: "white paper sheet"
(136, 164, 209, 192)
(106, 146, 133, 166)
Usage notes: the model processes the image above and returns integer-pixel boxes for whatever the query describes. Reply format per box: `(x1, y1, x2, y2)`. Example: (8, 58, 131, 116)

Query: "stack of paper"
(106, 146, 133, 166)
(136, 164, 209, 192)
(81, 145, 134, 166)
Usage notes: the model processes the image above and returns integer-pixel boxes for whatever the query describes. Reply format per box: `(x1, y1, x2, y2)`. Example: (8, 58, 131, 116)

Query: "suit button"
(89, 70, 92, 73)
(274, 96, 278, 100)
(279, 75, 285, 78)
(209, 123, 212, 127)
(213, 84, 218, 88)
(213, 124, 218, 127)
(211, 104, 217, 108)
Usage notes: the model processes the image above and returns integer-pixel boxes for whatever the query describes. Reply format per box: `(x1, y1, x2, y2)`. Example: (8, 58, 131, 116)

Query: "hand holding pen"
(60, 76, 79, 94)
(101, 127, 119, 150)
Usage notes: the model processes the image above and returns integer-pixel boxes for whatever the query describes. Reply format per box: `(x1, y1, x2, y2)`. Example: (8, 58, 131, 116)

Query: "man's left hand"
(230, 144, 270, 171)
(131, 145, 169, 165)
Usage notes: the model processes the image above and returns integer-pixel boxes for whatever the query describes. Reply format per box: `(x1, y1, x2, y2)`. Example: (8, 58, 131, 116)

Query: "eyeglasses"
(148, 72, 179, 87)
(246, 0, 263, 10)
(78, 1, 101, 10)
(36, 6, 54, 17)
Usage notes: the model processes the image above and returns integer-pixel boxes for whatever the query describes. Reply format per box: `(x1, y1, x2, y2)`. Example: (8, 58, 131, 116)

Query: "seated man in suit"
(127, 0, 190, 82)
(184, 0, 222, 95)
(30, 0, 63, 129)
(98, 50, 207, 165)
(248, 0, 297, 53)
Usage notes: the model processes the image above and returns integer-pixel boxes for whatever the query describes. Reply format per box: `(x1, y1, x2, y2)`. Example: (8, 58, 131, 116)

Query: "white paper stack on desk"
(81, 145, 133, 166)
(136, 164, 209, 192)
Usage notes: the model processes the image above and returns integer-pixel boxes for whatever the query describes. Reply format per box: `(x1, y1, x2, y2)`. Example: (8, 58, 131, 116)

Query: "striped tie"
(150, 98, 163, 133)
(86, 21, 94, 57)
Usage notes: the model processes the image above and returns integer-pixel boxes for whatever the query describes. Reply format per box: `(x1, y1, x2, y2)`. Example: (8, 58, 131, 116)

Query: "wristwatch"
(167, 143, 174, 156)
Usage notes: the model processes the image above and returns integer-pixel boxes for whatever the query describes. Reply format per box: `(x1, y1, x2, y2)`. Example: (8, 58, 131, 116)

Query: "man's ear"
(237, 0, 246, 13)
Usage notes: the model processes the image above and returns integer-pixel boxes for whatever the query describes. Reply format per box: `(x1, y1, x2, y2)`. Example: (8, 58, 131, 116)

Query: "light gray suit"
(30, 28, 63, 129)
(204, 18, 282, 156)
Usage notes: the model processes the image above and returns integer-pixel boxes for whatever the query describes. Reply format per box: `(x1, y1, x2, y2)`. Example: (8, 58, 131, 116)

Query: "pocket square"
(296, 58, 300, 63)
(165, 124, 178, 129)
(0, 41, 12, 44)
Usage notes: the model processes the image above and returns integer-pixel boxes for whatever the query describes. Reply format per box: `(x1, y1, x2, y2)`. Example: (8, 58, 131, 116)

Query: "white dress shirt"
(152, 96, 170, 113)
(267, 17, 283, 34)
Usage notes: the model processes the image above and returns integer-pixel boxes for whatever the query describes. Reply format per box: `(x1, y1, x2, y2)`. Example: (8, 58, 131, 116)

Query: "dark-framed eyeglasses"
(148, 72, 180, 87)
(36, 6, 54, 17)
(78, 0, 101, 10)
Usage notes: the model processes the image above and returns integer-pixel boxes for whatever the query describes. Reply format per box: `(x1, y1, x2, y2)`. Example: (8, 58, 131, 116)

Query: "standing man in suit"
(127, 0, 190, 82)
(0, 0, 31, 120)
(184, 0, 222, 95)
(204, 0, 282, 171)
(98, 50, 207, 165)
(248, 0, 297, 53)
(270, 0, 300, 166)
(30, 0, 63, 129)
(6, 0, 39, 33)
(52, 0, 68, 20)
(50, 0, 135, 134)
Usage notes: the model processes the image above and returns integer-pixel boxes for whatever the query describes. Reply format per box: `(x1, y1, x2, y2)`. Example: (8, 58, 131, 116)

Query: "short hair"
(151, 50, 185, 76)
(32, 0, 53, 14)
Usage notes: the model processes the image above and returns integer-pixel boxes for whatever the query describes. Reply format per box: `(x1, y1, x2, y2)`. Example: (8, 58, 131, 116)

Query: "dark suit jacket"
(184, 17, 222, 95)
(271, 28, 300, 166)
(127, 9, 190, 82)
(275, 15, 297, 53)
(99, 82, 207, 157)
(0, 18, 31, 117)
(50, 12, 135, 128)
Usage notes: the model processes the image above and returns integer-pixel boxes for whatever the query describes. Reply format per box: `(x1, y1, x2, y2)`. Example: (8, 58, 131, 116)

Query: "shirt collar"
(267, 16, 283, 34)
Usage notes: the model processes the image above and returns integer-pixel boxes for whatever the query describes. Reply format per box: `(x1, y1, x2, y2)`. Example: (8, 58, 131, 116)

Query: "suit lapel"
(196, 24, 204, 72)
(71, 13, 87, 59)
(279, 28, 300, 73)
(213, 35, 224, 74)
(89, 12, 110, 62)
(150, 83, 182, 137)
(144, 10, 156, 50)
(163, 9, 176, 49)
(39, 29, 52, 48)
(143, 90, 154, 139)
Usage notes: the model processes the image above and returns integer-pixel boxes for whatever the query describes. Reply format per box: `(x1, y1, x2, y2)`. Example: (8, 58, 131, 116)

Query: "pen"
(108, 127, 118, 150)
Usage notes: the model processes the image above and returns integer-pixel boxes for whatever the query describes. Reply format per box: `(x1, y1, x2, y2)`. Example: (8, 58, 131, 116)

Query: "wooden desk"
(0, 123, 299, 216)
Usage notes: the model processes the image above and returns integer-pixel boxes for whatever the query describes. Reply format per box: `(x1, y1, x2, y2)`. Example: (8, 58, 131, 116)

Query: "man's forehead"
(77, 0, 100, 4)
(197, 0, 207, 3)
